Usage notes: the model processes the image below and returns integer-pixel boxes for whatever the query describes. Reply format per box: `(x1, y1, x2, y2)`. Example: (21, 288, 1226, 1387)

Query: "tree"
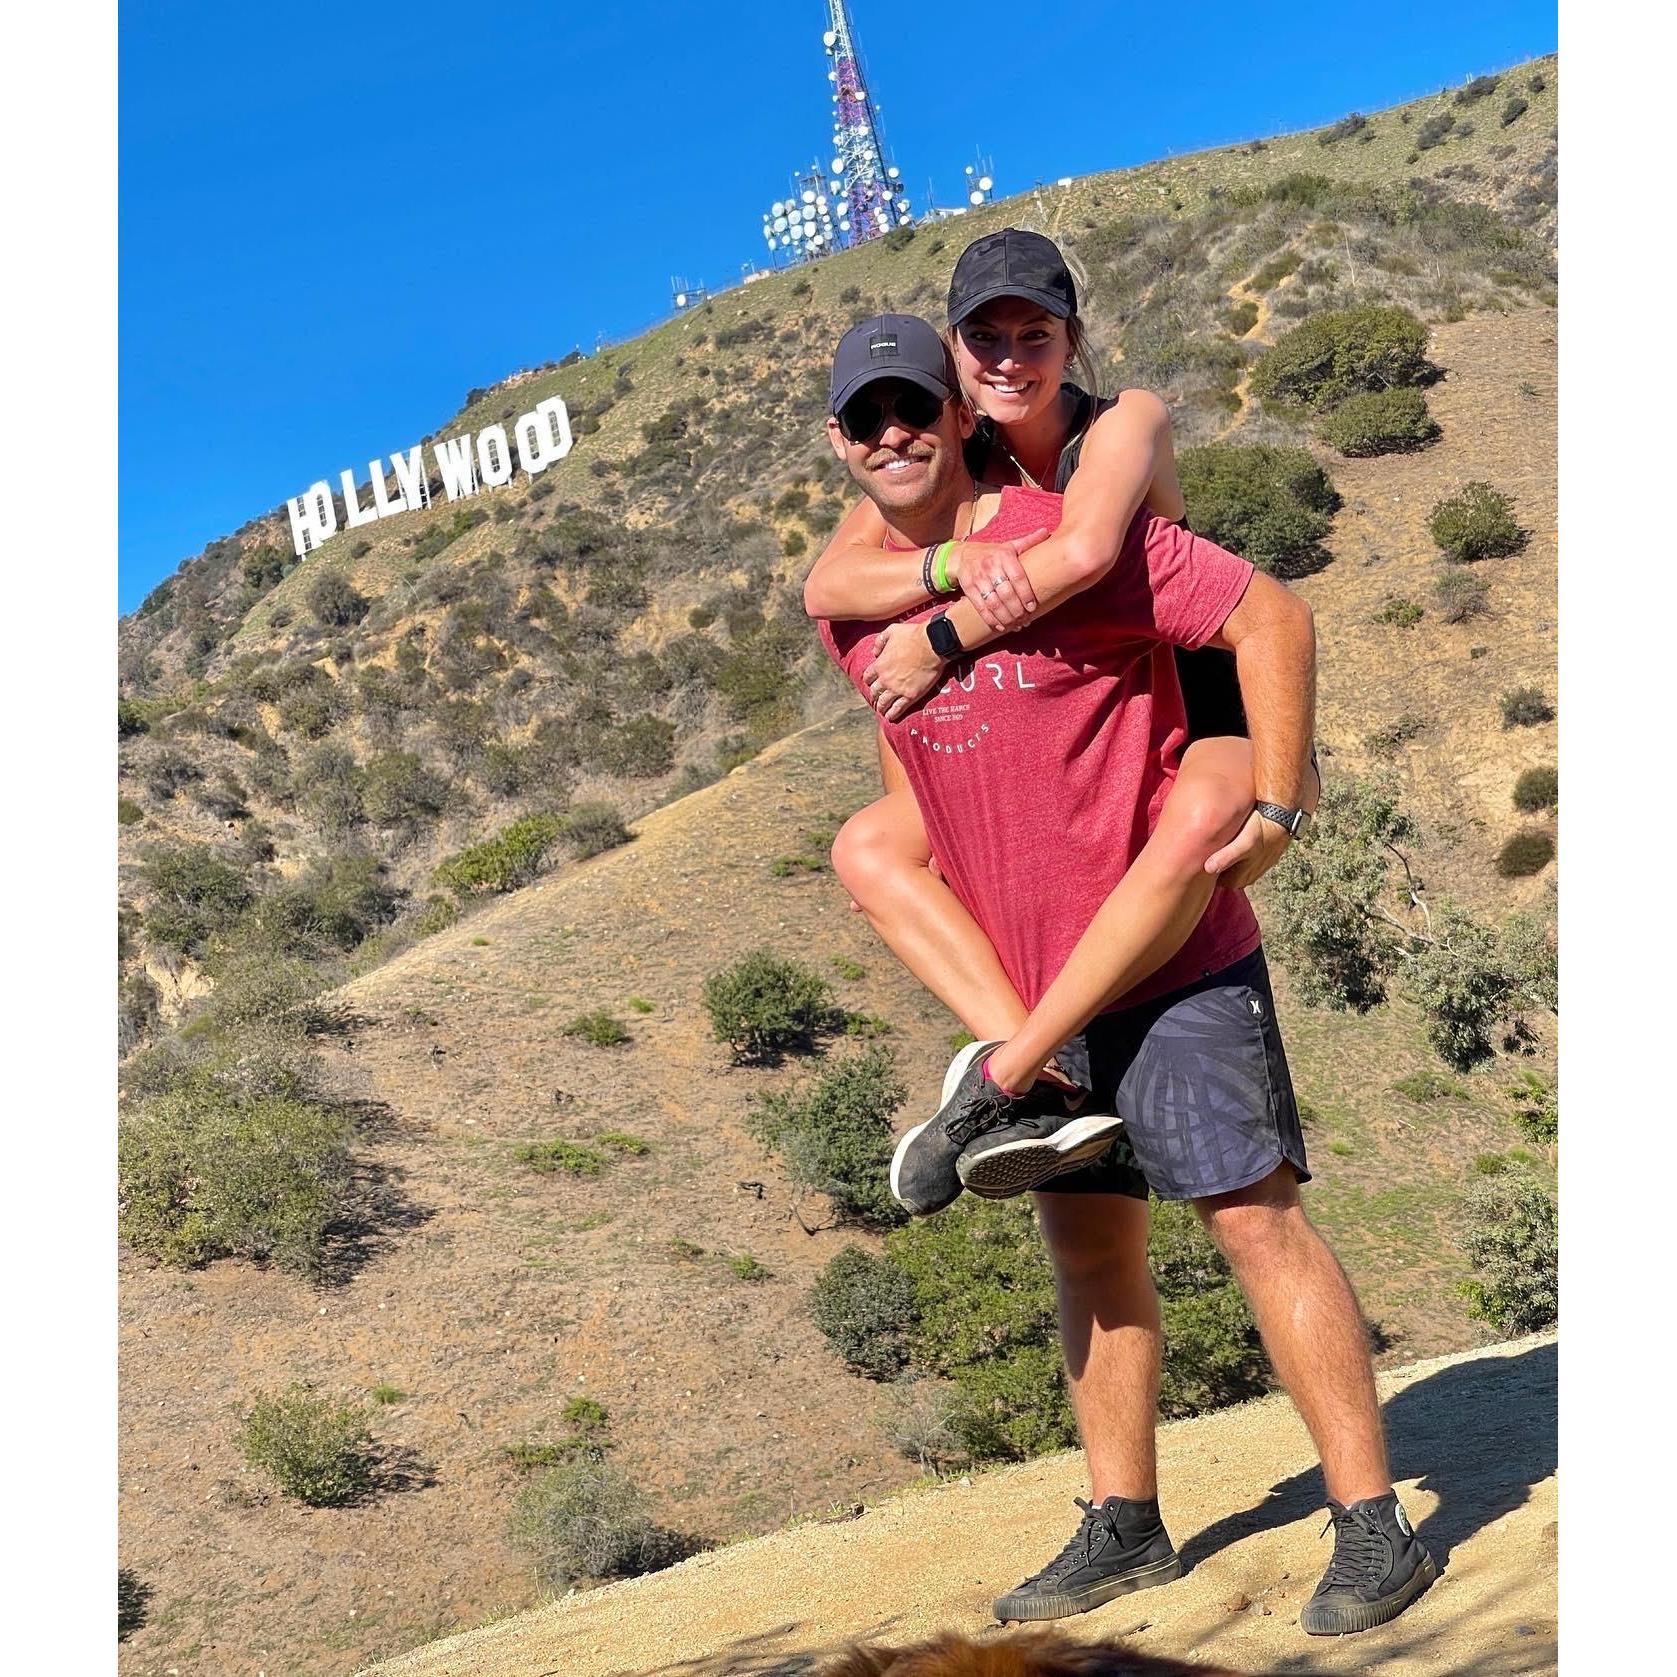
(1264, 774, 1557, 1068)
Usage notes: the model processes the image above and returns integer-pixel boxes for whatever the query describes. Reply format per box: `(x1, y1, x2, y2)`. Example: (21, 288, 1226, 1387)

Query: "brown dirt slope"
(363, 1336, 1557, 1677)
(118, 307, 1555, 1677)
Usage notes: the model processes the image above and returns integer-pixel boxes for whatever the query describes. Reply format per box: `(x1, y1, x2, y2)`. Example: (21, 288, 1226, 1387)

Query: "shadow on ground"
(1180, 1339, 1556, 1576)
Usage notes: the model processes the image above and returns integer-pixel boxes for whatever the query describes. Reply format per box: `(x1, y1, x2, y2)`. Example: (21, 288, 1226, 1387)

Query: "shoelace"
(1317, 1505, 1384, 1592)
(1017, 1497, 1119, 1587)
(942, 1084, 1024, 1148)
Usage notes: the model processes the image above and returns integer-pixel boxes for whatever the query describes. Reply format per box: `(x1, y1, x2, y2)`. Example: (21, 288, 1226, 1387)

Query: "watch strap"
(1253, 800, 1306, 837)
(926, 612, 963, 659)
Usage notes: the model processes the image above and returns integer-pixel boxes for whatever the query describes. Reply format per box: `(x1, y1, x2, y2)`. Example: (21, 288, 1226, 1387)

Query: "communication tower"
(822, 2, 912, 245)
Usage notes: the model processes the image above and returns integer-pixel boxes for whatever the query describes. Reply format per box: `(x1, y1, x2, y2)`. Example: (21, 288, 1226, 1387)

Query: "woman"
(804, 227, 1313, 1109)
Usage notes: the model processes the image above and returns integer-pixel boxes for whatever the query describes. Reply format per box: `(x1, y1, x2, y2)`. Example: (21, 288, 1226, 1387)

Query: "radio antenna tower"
(822, 2, 911, 246)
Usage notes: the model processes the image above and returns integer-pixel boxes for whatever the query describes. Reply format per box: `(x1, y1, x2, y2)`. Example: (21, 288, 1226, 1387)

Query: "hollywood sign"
(285, 396, 573, 560)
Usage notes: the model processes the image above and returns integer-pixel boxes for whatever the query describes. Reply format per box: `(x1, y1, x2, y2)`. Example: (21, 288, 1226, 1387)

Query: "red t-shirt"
(818, 486, 1262, 1013)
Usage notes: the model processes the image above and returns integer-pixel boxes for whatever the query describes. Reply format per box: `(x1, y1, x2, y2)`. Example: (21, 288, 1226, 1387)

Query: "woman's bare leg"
(832, 790, 1029, 1043)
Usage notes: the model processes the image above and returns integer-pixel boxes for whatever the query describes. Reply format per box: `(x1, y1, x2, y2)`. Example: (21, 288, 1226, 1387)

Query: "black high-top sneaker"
(888, 1042, 1122, 1217)
(1300, 1493, 1437, 1636)
(992, 1495, 1182, 1622)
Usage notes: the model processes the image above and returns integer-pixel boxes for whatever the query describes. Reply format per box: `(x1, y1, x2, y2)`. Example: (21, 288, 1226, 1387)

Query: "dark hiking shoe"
(993, 1496, 1182, 1623)
(956, 1080, 1125, 1198)
(889, 1042, 1121, 1216)
(1300, 1493, 1437, 1636)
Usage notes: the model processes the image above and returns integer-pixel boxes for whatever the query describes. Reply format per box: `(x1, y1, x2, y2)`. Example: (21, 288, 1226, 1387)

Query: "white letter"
(433, 434, 477, 500)
(476, 424, 512, 486)
(389, 444, 429, 511)
(515, 396, 573, 475)
(370, 458, 406, 519)
(286, 481, 337, 558)
(338, 469, 377, 528)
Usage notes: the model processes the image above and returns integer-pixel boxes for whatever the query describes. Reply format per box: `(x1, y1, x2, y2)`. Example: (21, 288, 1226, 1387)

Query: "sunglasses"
(837, 382, 946, 443)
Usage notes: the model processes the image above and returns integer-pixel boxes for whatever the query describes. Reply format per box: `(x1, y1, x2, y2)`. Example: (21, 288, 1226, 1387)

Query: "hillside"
(118, 57, 1558, 1677)
(116, 57, 1557, 1035)
(362, 1335, 1557, 1677)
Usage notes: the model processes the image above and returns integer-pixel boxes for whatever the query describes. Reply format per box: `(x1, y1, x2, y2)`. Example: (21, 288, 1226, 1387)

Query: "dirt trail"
(364, 1335, 1555, 1677)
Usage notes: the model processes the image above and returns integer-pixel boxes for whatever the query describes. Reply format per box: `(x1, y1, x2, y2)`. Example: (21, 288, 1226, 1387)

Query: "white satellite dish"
(823, 28, 836, 47)
(774, 216, 787, 231)
(887, 166, 900, 179)
(969, 191, 985, 206)
(979, 176, 993, 191)
(675, 293, 687, 307)
(831, 159, 843, 174)
(965, 164, 975, 175)
(802, 189, 816, 204)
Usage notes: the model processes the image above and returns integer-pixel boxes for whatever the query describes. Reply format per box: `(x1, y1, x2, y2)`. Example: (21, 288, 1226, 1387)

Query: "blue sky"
(118, 1, 1556, 613)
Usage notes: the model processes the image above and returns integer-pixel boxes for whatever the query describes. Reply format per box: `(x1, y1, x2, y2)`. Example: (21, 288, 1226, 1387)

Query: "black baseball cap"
(947, 228, 1077, 326)
(829, 313, 954, 415)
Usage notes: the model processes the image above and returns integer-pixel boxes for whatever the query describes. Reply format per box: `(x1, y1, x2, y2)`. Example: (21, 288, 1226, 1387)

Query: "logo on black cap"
(868, 332, 899, 358)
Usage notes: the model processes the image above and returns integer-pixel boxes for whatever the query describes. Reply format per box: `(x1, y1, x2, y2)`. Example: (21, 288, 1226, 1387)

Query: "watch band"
(1253, 800, 1308, 837)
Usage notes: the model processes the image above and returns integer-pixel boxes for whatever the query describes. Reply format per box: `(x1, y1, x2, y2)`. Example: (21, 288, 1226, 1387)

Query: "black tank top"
(967, 388, 1247, 742)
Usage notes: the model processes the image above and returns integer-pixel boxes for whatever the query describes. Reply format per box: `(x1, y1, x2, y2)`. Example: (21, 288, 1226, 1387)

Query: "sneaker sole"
(957, 1114, 1127, 1198)
(1300, 1550, 1438, 1636)
(993, 1551, 1183, 1622)
(888, 1039, 996, 1214)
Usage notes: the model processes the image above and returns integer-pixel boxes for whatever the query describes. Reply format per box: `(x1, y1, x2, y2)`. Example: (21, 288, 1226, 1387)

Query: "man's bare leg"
(1034, 1190, 1161, 1501)
(1196, 1165, 1391, 1505)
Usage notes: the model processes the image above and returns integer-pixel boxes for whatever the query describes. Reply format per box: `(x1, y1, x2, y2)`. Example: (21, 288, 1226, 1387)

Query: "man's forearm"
(1234, 599, 1317, 810)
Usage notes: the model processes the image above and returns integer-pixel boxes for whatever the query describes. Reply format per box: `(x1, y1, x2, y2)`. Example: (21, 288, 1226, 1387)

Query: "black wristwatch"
(926, 612, 964, 660)
(1254, 800, 1311, 839)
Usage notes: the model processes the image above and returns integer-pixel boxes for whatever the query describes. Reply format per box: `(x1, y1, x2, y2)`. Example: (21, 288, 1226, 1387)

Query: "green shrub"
(1224, 300, 1259, 336)
(363, 751, 448, 826)
(1496, 830, 1554, 877)
(1365, 712, 1427, 756)
(1179, 443, 1341, 579)
(1416, 112, 1456, 150)
(142, 746, 204, 800)
(1249, 306, 1431, 413)
(1429, 482, 1526, 561)
(433, 812, 564, 896)
(371, 1383, 405, 1405)
(809, 1246, 920, 1379)
(238, 1385, 374, 1506)
(249, 853, 401, 956)
(729, 1253, 770, 1281)
(1500, 686, 1554, 729)
(1500, 96, 1529, 128)
(515, 1139, 606, 1175)
(747, 1044, 906, 1225)
(1509, 1071, 1557, 1146)
(1528, 72, 1547, 93)
(1317, 388, 1440, 457)
(306, 568, 371, 628)
(560, 802, 632, 859)
(1513, 766, 1558, 812)
(1250, 249, 1301, 291)
(118, 797, 144, 825)
(118, 970, 162, 1055)
(703, 949, 833, 1062)
(1398, 904, 1516, 1070)
(783, 528, 808, 558)
(563, 1010, 629, 1047)
(1373, 595, 1424, 628)
(507, 1458, 674, 1589)
(1391, 1069, 1463, 1103)
(1454, 74, 1501, 105)
(119, 698, 150, 739)
(1148, 1200, 1271, 1419)
(1460, 1177, 1557, 1333)
(139, 845, 253, 954)
(1318, 112, 1367, 146)
(295, 741, 364, 835)
(119, 1080, 353, 1276)
(1434, 566, 1491, 623)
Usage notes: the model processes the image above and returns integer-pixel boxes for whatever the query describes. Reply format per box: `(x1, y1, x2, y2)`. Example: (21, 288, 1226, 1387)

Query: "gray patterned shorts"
(1040, 946, 1310, 1202)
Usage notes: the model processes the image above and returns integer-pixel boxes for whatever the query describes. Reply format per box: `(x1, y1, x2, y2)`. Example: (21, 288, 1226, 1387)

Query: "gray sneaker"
(888, 1041, 1122, 1217)
(993, 1495, 1182, 1622)
(1300, 1493, 1437, 1635)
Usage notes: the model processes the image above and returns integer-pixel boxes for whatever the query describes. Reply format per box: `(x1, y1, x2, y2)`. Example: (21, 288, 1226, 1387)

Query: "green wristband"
(931, 540, 956, 594)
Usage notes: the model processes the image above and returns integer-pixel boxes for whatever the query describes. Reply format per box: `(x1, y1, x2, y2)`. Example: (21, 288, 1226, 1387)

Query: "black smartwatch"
(1254, 800, 1311, 838)
(926, 612, 964, 660)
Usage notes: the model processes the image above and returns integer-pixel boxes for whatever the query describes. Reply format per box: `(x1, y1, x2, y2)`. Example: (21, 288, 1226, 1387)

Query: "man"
(814, 315, 1434, 1639)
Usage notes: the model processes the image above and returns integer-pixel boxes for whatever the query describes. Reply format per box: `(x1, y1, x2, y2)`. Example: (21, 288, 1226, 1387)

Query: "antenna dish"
(969, 191, 985, 206)
(802, 189, 816, 204)
(979, 176, 993, 191)
(887, 166, 900, 179)
(823, 28, 837, 47)
(965, 165, 975, 175)
(674, 293, 686, 308)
